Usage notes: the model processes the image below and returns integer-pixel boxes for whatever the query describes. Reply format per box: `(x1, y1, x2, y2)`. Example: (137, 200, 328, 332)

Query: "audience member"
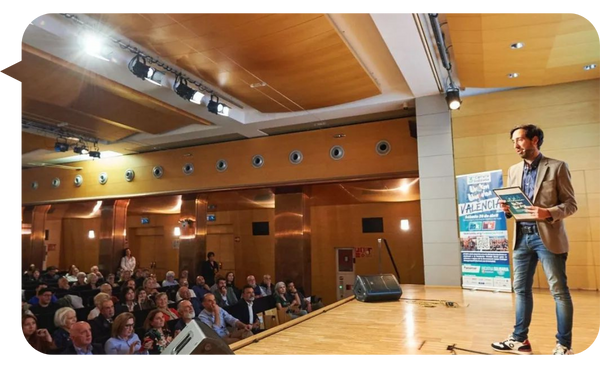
(162, 271, 179, 287)
(22, 314, 55, 354)
(260, 274, 275, 296)
(232, 285, 263, 334)
(121, 287, 139, 312)
(226, 271, 241, 299)
(135, 287, 155, 310)
(85, 272, 99, 290)
(100, 283, 119, 304)
(246, 275, 264, 298)
(42, 266, 60, 282)
(173, 300, 196, 335)
(179, 269, 189, 282)
(286, 280, 312, 313)
(105, 312, 150, 354)
(28, 283, 57, 306)
(57, 276, 70, 291)
(201, 252, 219, 287)
(29, 288, 59, 315)
(23, 264, 37, 282)
(63, 321, 105, 355)
(155, 292, 179, 322)
(72, 272, 87, 289)
(214, 276, 238, 307)
(176, 286, 201, 316)
(90, 265, 104, 281)
(120, 248, 136, 273)
(87, 292, 112, 320)
(106, 273, 120, 288)
(52, 307, 77, 352)
(274, 281, 307, 319)
(65, 266, 79, 282)
(142, 310, 173, 354)
(89, 298, 115, 345)
(199, 293, 252, 344)
(192, 275, 210, 302)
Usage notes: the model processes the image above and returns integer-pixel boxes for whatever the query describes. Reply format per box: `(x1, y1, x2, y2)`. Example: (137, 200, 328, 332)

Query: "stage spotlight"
(73, 145, 89, 155)
(54, 141, 69, 152)
(89, 150, 101, 158)
(174, 76, 204, 104)
(128, 55, 164, 86)
(207, 95, 231, 116)
(445, 88, 461, 110)
(83, 32, 111, 61)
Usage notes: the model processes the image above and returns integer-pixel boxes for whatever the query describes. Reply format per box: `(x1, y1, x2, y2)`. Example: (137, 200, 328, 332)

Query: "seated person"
(106, 273, 120, 289)
(173, 300, 196, 336)
(118, 270, 132, 285)
(143, 276, 160, 297)
(121, 278, 137, 293)
(28, 283, 58, 306)
(155, 292, 179, 322)
(63, 321, 105, 355)
(29, 288, 59, 315)
(42, 266, 60, 282)
(162, 271, 179, 287)
(179, 269, 189, 283)
(231, 285, 263, 334)
(87, 273, 100, 290)
(175, 283, 197, 301)
(286, 280, 312, 313)
(120, 287, 139, 312)
(134, 268, 147, 288)
(52, 307, 77, 352)
(214, 276, 238, 307)
(57, 276, 70, 291)
(71, 272, 88, 289)
(246, 275, 264, 298)
(135, 287, 155, 310)
(192, 275, 211, 302)
(22, 314, 55, 354)
(89, 298, 115, 346)
(225, 272, 241, 299)
(176, 286, 201, 316)
(23, 264, 37, 282)
(260, 274, 275, 296)
(65, 265, 79, 282)
(274, 281, 307, 319)
(199, 293, 253, 344)
(100, 283, 119, 304)
(104, 312, 151, 354)
(142, 310, 173, 354)
(90, 265, 104, 282)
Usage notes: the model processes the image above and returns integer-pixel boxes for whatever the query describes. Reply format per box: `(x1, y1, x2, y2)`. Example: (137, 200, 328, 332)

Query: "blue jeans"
(512, 233, 573, 348)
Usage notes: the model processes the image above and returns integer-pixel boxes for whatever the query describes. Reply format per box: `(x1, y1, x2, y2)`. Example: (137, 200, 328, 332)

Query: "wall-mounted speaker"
(354, 274, 402, 302)
(31, 181, 38, 190)
(182, 163, 194, 175)
(289, 150, 303, 164)
(125, 169, 135, 182)
(216, 159, 228, 172)
(152, 166, 164, 179)
(74, 175, 83, 187)
(98, 172, 108, 185)
(330, 145, 344, 160)
(51, 178, 61, 188)
(362, 217, 384, 233)
(252, 155, 264, 168)
(376, 140, 391, 155)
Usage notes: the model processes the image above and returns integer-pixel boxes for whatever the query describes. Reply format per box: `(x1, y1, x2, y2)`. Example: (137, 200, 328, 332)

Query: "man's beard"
(184, 311, 195, 319)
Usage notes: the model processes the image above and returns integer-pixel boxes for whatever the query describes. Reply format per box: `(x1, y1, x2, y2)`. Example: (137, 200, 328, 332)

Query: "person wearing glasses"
(104, 313, 152, 354)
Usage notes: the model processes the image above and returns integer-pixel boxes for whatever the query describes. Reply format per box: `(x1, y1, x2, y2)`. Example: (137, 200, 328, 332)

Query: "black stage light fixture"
(207, 95, 220, 114)
(128, 54, 163, 86)
(174, 76, 203, 104)
(73, 145, 89, 155)
(89, 150, 101, 158)
(54, 141, 69, 152)
(446, 88, 461, 110)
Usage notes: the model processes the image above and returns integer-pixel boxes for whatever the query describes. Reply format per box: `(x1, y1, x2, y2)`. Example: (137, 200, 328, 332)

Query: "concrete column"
(178, 194, 207, 280)
(98, 199, 129, 275)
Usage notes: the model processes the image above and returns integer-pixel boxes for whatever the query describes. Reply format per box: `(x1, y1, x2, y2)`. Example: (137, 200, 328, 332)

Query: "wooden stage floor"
(233, 285, 600, 355)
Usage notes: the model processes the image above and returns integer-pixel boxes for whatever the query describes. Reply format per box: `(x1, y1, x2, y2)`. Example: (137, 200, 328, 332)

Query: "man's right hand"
(213, 304, 220, 315)
(498, 200, 511, 216)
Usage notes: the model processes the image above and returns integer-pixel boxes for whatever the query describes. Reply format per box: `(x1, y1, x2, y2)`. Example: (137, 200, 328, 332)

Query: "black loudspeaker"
(161, 319, 234, 355)
(354, 274, 402, 302)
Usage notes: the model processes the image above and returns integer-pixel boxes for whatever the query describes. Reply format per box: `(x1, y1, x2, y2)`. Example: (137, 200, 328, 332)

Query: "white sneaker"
(491, 335, 533, 355)
(552, 343, 574, 355)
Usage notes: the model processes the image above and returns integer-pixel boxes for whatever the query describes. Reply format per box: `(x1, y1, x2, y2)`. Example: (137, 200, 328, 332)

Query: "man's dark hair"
(242, 284, 254, 293)
(284, 280, 294, 287)
(510, 124, 544, 149)
(38, 288, 52, 296)
(207, 252, 215, 258)
(215, 276, 226, 284)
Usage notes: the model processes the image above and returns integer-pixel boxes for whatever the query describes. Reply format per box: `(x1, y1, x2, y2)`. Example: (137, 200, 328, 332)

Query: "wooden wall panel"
(22, 119, 418, 205)
(452, 79, 600, 290)
(311, 201, 424, 305)
(44, 219, 62, 268)
(61, 218, 101, 273)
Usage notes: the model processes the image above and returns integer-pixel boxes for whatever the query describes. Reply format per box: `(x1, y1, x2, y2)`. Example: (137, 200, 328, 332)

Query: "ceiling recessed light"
(510, 42, 524, 49)
(584, 64, 597, 71)
(507, 73, 520, 78)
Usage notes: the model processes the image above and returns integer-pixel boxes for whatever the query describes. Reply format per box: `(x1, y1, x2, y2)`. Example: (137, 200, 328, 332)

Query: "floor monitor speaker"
(161, 319, 234, 355)
(354, 274, 402, 302)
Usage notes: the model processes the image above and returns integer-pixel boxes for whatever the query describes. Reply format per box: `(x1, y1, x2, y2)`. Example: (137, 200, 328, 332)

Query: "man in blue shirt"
(198, 293, 253, 344)
(63, 322, 105, 355)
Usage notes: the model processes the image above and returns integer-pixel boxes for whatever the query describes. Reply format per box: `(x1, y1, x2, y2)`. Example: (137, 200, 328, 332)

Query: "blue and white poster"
(456, 170, 511, 292)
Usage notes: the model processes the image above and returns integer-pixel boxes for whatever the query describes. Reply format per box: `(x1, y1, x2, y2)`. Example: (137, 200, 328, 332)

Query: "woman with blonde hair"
(274, 281, 307, 319)
(87, 292, 112, 320)
(154, 292, 179, 322)
(86, 272, 99, 290)
(104, 313, 151, 354)
(52, 307, 77, 352)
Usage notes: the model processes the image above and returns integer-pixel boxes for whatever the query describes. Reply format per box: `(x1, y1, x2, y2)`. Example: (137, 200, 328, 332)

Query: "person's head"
(180, 270, 188, 279)
(155, 292, 168, 309)
(246, 275, 257, 287)
(54, 307, 77, 330)
(22, 314, 37, 338)
(207, 251, 215, 261)
(179, 278, 189, 287)
(123, 248, 132, 257)
(178, 286, 191, 300)
(263, 274, 272, 285)
(70, 322, 92, 348)
(195, 275, 205, 286)
(144, 310, 165, 330)
(99, 283, 112, 295)
(165, 271, 175, 282)
(69, 264, 77, 274)
(121, 287, 135, 302)
(46, 266, 57, 276)
(121, 270, 132, 281)
(177, 300, 195, 321)
(86, 273, 98, 285)
(58, 276, 70, 290)
(510, 124, 544, 160)
(216, 276, 226, 290)
(135, 287, 147, 302)
(90, 265, 99, 273)
(93, 292, 111, 309)
(242, 285, 255, 303)
(112, 312, 135, 339)
(32, 269, 40, 279)
(76, 272, 86, 284)
(285, 280, 296, 293)
(135, 269, 143, 278)
(125, 279, 136, 290)
(38, 288, 53, 306)
(106, 273, 115, 284)
(100, 299, 115, 319)
(226, 272, 235, 283)
(202, 293, 216, 312)
(275, 281, 286, 295)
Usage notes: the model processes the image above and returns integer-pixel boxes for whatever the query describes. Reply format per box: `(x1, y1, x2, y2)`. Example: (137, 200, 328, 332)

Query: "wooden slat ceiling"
(86, 13, 381, 113)
(22, 132, 57, 154)
(446, 14, 600, 88)
(4, 44, 211, 144)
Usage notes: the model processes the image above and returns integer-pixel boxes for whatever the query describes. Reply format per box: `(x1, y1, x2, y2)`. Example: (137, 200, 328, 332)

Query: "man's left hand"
(524, 206, 552, 220)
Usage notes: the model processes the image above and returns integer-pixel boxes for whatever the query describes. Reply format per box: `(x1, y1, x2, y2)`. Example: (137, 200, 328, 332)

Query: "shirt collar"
(524, 153, 543, 169)
(75, 344, 93, 354)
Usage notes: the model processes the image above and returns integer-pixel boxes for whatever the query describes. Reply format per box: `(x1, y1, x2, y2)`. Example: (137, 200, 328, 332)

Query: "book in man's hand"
(493, 187, 536, 221)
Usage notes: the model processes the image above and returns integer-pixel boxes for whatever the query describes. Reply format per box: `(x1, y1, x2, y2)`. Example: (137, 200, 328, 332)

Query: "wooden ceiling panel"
(90, 14, 155, 34)
(22, 132, 57, 154)
(7, 45, 212, 143)
(447, 13, 600, 88)
(22, 99, 138, 141)
(83, 13, 380, 112)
